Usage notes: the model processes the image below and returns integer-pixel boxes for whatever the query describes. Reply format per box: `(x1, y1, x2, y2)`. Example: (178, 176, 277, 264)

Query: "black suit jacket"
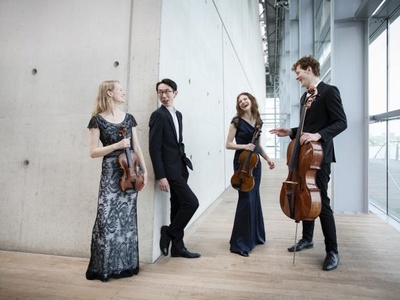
(149, 105, 193, 180)
(291, 81, 347, 164)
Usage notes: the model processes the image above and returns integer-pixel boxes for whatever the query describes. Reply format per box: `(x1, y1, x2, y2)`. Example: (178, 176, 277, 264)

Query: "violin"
(230, 125, 261, 192)
(280, 87, 322, 222)
(117, 125, 145, 193)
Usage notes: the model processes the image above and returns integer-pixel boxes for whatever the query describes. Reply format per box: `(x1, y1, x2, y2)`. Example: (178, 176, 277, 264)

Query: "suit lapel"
(300, 92, 307, 106)
(176, 111, 183, 143)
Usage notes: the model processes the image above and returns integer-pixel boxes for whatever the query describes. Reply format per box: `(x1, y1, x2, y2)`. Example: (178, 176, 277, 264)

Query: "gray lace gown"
(86, 113, 139, 282)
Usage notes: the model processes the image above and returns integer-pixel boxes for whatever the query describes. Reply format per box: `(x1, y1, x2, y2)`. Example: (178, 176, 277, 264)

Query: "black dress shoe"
(287, 239, 314, 252)
(171, 248, 201, 258)
(323, 251, 339, 271)
(231, 250, 249, 257)
(160, 225, 171, 256)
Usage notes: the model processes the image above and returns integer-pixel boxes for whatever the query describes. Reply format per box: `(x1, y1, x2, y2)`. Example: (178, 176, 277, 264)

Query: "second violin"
(117, 125, 145, 193)
(230, 125, 261, 192)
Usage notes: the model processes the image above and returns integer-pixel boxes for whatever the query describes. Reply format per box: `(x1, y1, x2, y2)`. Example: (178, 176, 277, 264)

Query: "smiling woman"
(85, 80, 148, 282)
(225, 92, 275, 257)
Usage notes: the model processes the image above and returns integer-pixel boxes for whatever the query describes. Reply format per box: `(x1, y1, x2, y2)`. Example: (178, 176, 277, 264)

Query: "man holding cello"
(270, 55, 347, 271)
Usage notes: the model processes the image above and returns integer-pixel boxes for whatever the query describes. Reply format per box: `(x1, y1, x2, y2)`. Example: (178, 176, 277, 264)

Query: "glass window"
(369, 31, 387, 115)
(369, 122, 387, 211)
(264, 98, 281, 158)
(314, 0, 331, 79)
(388, 120, 400, 221)
(388, 17, 400, 111)
(368, 10, 400, 225)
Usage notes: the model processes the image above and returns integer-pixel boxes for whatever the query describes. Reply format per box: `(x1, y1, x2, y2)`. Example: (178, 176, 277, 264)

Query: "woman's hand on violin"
(269, 127, 292, 137)
(157, 178, 169, 193)
(116, 138, 131, 149)
(300, 132, 321, 145)
(244, 143, 256, 151)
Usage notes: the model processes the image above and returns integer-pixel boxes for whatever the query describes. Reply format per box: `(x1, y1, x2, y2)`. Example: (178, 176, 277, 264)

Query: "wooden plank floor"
(1, 159, 400, 300)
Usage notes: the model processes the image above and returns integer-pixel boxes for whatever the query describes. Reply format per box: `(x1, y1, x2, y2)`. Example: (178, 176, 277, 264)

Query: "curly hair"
(291, 55, 320, 77)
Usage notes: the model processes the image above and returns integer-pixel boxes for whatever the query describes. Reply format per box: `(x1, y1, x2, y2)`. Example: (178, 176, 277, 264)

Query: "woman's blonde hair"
(91, 80, 119, 116)
(235, 92, 261, 123)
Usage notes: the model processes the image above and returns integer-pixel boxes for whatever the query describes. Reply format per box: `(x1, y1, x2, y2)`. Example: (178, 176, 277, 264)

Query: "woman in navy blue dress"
(226, 92, 275, 257)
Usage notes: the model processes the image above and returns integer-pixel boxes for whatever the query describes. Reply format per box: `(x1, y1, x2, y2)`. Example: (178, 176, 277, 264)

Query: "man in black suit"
(270, 55, 347, 271)
(149, 78, 200, 259)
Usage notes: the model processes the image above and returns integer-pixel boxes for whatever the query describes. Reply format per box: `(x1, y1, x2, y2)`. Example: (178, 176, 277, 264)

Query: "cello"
(117, 125, 145, 193)
(230, 125, 261, 192)
(280, 87, 323, 262)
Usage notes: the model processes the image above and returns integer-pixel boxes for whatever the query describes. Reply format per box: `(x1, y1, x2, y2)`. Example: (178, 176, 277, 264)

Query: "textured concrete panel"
(0, 0, 266, 263)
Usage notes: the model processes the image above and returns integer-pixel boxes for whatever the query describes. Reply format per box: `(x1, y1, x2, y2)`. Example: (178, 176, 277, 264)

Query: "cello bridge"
(283, 181, 298, 185)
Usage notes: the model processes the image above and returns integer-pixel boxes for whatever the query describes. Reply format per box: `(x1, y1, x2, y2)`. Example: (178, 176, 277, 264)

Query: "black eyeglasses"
(157, 90, 173, 96)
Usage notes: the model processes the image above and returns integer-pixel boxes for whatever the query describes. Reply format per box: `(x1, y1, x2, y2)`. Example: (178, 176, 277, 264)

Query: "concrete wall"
(0, 0, 265, 263)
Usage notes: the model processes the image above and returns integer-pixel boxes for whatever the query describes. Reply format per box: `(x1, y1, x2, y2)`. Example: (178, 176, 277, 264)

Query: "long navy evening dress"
(230, 117, 266, 254)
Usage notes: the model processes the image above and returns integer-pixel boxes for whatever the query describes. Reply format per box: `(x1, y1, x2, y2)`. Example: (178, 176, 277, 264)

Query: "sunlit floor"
(1, 159, 400, 299)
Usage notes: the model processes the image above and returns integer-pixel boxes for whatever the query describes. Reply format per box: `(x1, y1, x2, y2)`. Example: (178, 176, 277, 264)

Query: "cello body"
(280, 140, 322, 221)
(280, 86, 323, 222)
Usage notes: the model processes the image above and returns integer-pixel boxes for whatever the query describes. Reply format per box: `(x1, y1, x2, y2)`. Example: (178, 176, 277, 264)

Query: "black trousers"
(302, 163, 338, 253)
(167, 165, 199, 251)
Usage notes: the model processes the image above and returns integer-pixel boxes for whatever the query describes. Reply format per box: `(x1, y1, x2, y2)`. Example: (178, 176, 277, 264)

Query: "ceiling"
(259, 0, 287, 97)
(259, 0, 399, 97)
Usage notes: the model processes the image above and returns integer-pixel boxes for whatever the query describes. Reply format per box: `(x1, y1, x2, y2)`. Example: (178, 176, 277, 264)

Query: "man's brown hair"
(291, 55, 320, 77)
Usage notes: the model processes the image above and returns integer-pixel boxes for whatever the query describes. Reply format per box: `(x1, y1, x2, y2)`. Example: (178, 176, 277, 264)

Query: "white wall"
(155, 0, 265, 260)
(0, 0, 265, 263)
(331, 0, 368, 213)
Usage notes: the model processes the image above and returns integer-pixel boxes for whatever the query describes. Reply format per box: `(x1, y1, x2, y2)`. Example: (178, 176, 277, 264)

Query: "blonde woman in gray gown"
(86, 80, 147, 281)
